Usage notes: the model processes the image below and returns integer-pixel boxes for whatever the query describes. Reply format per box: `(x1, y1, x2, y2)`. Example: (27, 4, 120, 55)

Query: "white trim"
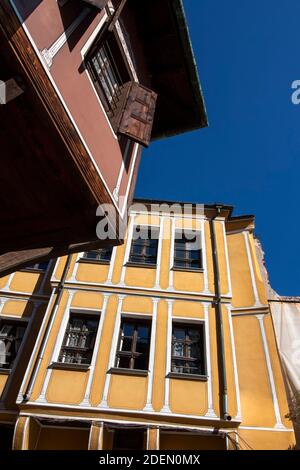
(20, 411, 236, 433)
(129, 210, 207, 220)
(106, 246, 118, 285)
(37, 290, 75, 403)
(256, 314, 285, 429)
(154, 218, 164, 290)
(41, 8, 90, 68)
(21, 416, 30, 450)
(201, 219, 210, 295)
(243, 231, 262, 307)
(225, 304, 242, 421)
(99, 295, 125, 408)
(119, 215, 135, 285)
(239, 425, 293, 433)
(161, 300, 173, 413)
(22, 401, 228, 423)
(81, 295, 110, 406)
(17, 289, 58, 403)
(52, 281, 233, 302)
(143, 298, 159, 412)
(167, 217, 176, 290)
(203, 303, 217, 418)
(222, 222, 232, 297)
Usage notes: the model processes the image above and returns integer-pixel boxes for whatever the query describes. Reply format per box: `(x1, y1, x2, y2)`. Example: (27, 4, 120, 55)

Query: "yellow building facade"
(0, 201, 296, 450)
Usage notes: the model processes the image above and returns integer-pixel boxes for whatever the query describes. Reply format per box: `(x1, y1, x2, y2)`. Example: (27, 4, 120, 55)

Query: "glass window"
(58, 314, 99, 366)
(87, 32, 130, 114)
(115, 319, 151, 371)
(174, 231, 202, 270)
(128, 226, 159, 266)
(82, 247, 113, 263)
(0, 320, 27, 369)
(171, 323, 206, 375)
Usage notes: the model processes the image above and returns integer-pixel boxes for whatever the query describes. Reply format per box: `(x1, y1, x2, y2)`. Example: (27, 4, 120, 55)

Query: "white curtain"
(270, 301, 300, 393)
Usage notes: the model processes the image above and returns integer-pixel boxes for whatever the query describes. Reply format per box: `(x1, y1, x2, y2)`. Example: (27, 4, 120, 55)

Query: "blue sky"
(135, 0, 300, 296)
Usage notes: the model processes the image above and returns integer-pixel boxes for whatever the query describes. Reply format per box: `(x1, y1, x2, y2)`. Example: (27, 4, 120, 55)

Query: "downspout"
(210, 205, 231, 421)
(22, 254, 72, 401)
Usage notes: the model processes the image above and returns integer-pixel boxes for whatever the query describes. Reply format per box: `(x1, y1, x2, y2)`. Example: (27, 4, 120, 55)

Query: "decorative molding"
(203, 303, 217, 418)
(81, 294, 110, 406)
(99, 294, 125, 408)
(256, 314, 285, 429)
(143, 298, 159, 412)
(225, 304, 242, 421)
(243, 231, 262, 308)
(161, 299, 173, 413)
(41, 8, 90, 69)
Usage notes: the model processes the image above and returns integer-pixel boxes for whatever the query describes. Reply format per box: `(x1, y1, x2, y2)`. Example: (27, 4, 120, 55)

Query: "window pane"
(118, 356, 131, 369)
(0, 321, 26, 369)
(59, 315, 99, 366)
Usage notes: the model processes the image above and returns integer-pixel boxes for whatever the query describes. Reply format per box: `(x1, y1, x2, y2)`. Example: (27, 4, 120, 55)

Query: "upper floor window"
(128, 226, 159, 267)
(87, 32, 131, 116)
(171, 323, 206, 376)
(115, 318, 151, 371)
(0, 319, 27, 370)
(174, 231, 202, 271)
(58, 314, 99, 366)
(82, 247, 113, 263)
(86, 29, 157, 148)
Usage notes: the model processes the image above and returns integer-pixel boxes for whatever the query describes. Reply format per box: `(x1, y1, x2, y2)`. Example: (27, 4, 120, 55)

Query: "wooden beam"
(0, 77, 24, 104)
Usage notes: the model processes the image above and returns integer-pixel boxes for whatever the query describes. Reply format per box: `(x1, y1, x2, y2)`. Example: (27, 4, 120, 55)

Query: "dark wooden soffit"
(0, 2, 125, 257)
(128, 0, 208, 139)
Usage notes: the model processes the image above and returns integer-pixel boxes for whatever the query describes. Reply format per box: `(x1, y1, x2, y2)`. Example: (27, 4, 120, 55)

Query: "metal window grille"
(0, 321, 27, 369)
(171, 323, 206, 375)
(58, 315, 99, 365)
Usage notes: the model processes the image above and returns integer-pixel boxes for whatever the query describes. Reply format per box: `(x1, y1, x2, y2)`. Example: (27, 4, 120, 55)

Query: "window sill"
(108, 367, 149, 377)
(49, 362, 90, 372)
(19, 268, 46, 274)
(172, 266, 204, 273)
(77, 259, 110, 266)
(0, 368, 11, 375)
(125, 262, 157, 269)
(167, 372, 208, 381)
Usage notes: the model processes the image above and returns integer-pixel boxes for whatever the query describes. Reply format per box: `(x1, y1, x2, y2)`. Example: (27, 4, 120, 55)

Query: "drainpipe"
(210, 205, 231, 421)
(22, 254, 72, 401)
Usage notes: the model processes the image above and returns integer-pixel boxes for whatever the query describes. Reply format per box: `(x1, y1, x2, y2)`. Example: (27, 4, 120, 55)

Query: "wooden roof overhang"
(129, 0, 208, 139)
(0, 1, 127, 276)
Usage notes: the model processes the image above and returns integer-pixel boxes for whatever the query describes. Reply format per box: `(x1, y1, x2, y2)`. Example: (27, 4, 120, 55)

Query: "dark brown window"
(0, 320, 27, 370)
(115, 319, 151, 371)
(58, 314, 99, 365)
(87, 32, 130, 115)
(171, 323, 206, 375)
(82, 247, 113, 262)
(174, 231, 202, 270)
(128, 226, 159, 266)
(113, 428, 145, 450)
